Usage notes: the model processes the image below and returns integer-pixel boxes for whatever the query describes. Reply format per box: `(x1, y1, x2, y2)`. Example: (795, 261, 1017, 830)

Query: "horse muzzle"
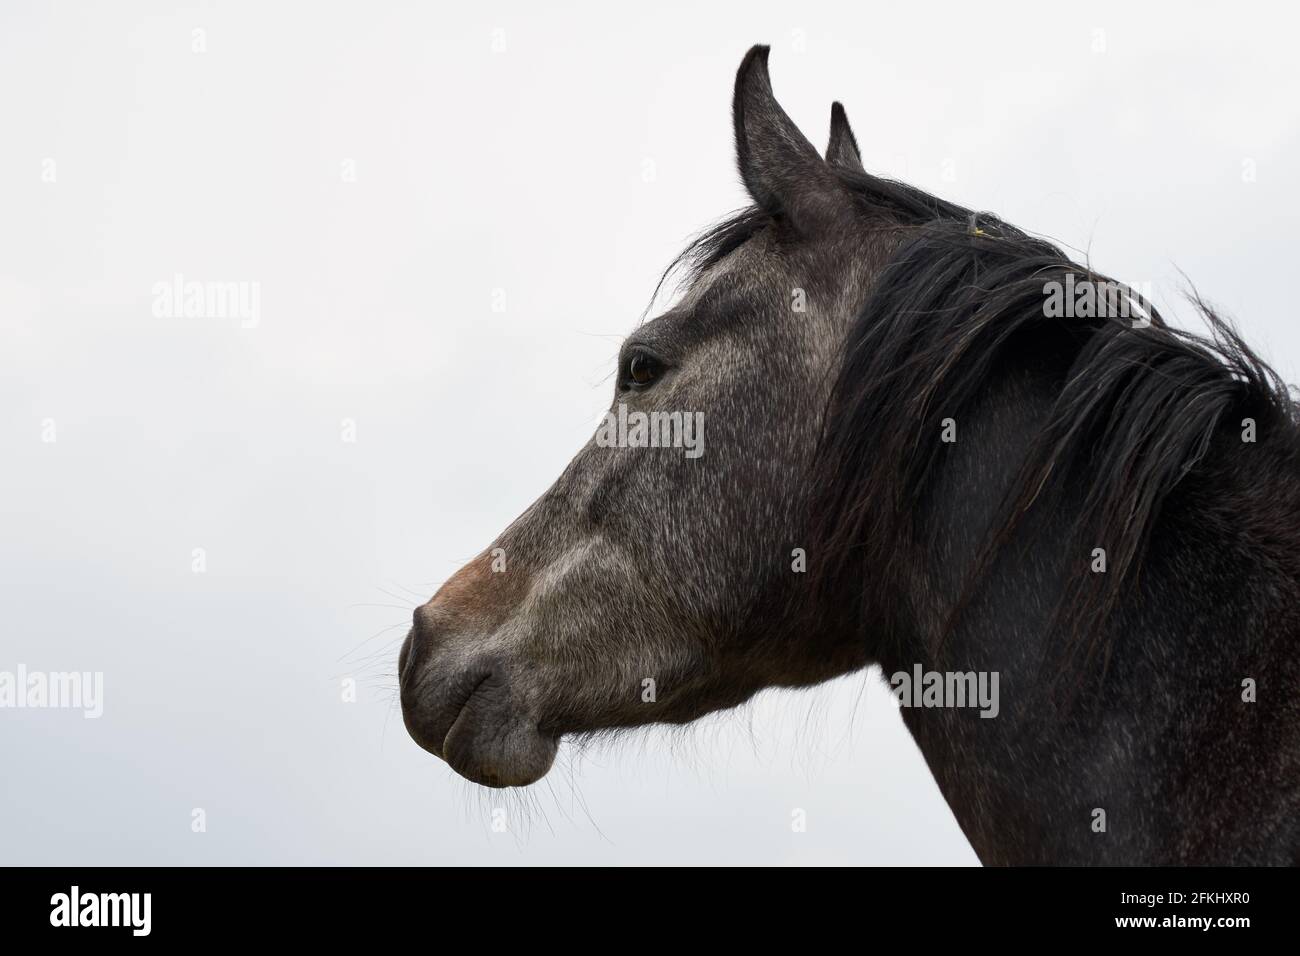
(399, 564, 558, 788)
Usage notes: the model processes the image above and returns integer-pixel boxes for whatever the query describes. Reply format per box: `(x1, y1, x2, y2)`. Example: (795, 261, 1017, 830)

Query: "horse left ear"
(732, 45, 855, 235)
(826, 101, 865, 174)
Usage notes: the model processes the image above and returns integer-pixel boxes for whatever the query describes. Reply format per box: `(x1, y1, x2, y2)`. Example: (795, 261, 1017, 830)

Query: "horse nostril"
(396, 623, 410, 671)
(407, 601, 459, 670)
(412, 602, 452, 643)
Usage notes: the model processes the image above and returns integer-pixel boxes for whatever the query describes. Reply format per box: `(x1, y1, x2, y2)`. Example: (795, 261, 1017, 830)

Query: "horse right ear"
(826, 102, 865, 174)
(732, 45, 855, 235)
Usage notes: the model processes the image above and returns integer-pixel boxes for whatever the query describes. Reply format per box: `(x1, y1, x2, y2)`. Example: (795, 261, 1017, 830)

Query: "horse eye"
(624, 352, 662, 389)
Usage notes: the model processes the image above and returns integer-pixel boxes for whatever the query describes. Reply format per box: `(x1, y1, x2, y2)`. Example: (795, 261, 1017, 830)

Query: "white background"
(2, 1, 1296, 864)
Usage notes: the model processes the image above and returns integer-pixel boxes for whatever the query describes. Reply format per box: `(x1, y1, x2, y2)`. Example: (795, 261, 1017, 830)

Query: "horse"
(399, 45, 1300, 865)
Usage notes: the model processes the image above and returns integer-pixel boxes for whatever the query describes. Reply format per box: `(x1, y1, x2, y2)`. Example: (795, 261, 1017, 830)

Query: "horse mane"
(658, 171, 967, 292)
(669, 170, 1297, 675)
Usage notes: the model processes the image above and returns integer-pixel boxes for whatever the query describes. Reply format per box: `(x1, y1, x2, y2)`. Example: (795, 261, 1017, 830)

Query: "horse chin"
(442, 708, 558, 789)
(401, 662, 559, 788)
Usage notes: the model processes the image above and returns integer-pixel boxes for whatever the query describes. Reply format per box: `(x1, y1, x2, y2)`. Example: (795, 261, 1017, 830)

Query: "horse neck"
(874, 359, 1300, 865)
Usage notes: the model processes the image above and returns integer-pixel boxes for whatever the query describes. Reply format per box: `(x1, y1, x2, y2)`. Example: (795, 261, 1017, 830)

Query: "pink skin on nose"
(418, 550, 531, 630)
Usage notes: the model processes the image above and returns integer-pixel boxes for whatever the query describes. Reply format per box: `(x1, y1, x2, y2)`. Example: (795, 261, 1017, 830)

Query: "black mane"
(672, 170, 1297, 673)
(661, 169, 969, 289)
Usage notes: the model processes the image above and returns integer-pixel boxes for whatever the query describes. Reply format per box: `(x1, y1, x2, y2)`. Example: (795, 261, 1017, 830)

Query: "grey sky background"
(2, 1, 1296, 864)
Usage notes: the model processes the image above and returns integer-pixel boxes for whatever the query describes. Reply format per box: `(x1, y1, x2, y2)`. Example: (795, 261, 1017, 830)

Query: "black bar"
(0, 866, 1289, 942)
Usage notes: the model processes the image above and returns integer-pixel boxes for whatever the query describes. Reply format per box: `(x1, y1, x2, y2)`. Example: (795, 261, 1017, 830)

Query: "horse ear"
(732, 45, 853, 234)
(826, 101, 865, 174)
